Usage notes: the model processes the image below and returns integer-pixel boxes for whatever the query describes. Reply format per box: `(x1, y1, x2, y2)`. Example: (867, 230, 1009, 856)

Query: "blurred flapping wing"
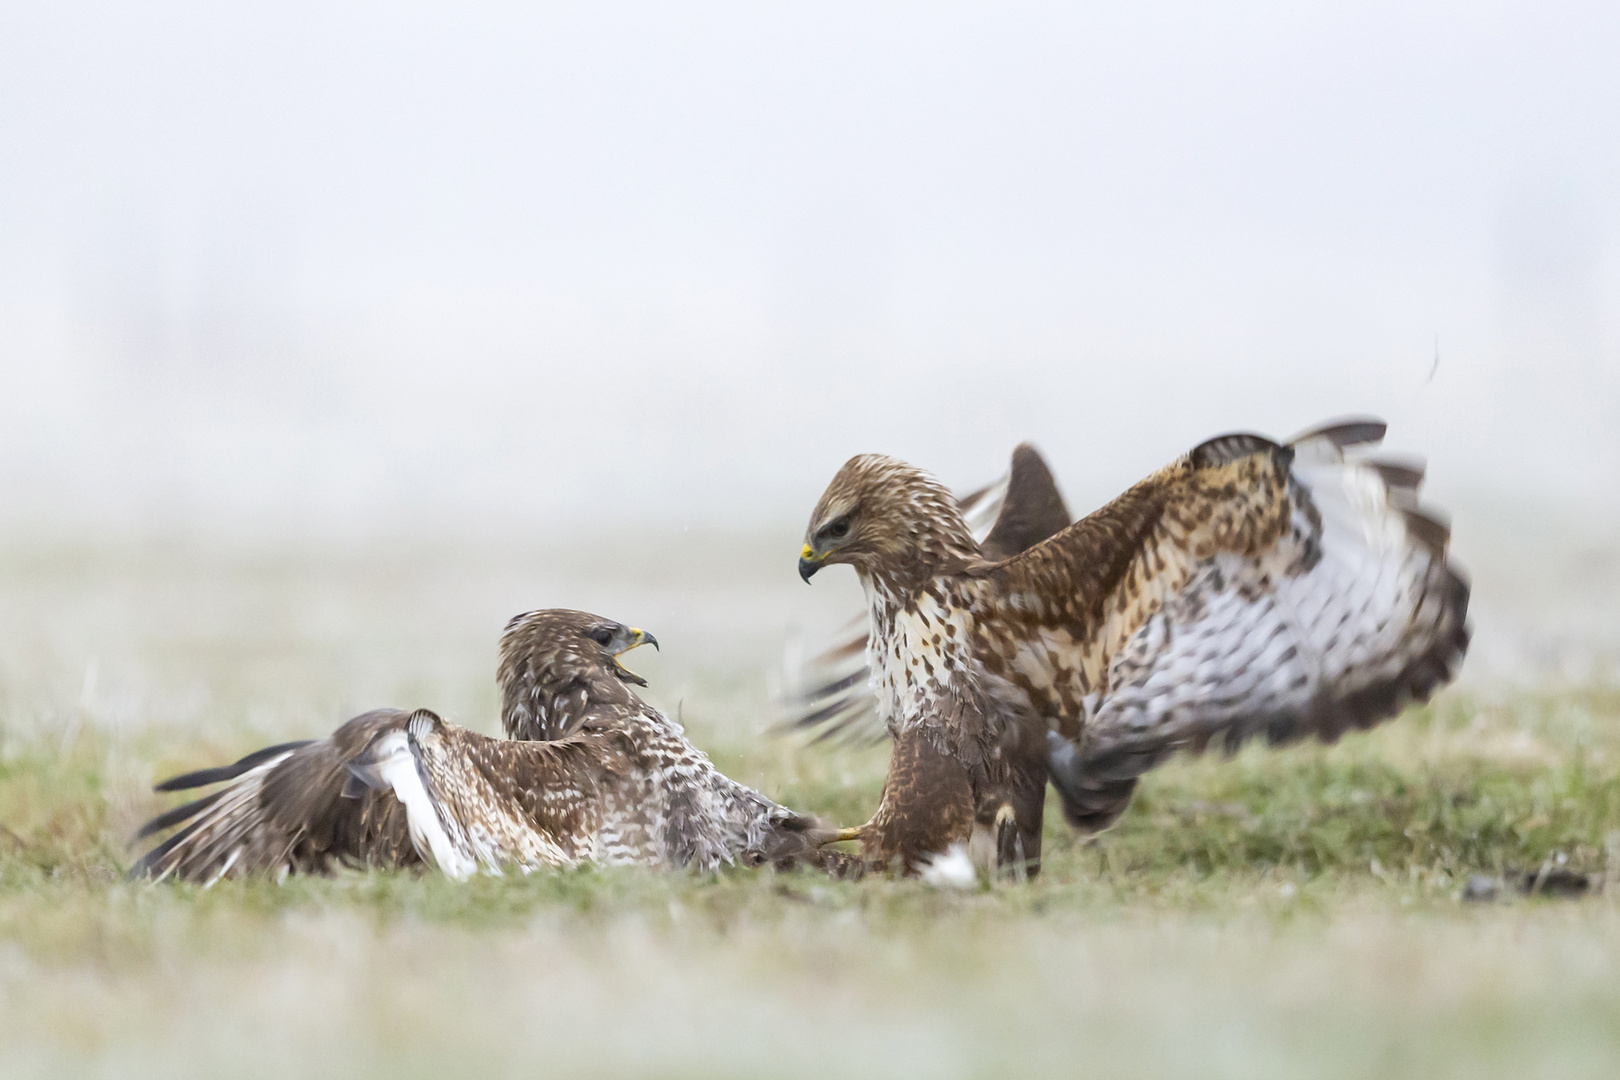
(981, 420, 1468, 829)
(776, 443, 1072, 745)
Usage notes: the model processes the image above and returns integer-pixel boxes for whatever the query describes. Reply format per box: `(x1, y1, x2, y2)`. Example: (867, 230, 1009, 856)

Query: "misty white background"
(2, 1, 1617, 536)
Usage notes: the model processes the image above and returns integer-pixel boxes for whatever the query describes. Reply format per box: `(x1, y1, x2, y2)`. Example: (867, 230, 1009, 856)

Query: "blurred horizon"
(2, 2, 1617, 537)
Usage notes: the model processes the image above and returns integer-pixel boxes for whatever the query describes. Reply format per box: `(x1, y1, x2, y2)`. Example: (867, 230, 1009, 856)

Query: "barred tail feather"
(130, 710, 419, 884)
(128, 749, 302, 884)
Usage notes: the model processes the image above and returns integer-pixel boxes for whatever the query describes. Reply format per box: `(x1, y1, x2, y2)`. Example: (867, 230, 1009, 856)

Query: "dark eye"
(590, 627, 615, 646)
(827, 517, 851, 539)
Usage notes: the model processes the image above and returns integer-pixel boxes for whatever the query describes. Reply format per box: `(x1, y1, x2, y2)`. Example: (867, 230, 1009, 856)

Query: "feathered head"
(498, 609, 658, 739)
(799, 454, 980, 595)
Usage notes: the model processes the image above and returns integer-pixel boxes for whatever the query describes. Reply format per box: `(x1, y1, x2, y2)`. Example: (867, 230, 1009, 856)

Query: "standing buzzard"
(778, 443, 1072, 745)
(796, 420, 1470, 876)
(131, 609, 826, 883)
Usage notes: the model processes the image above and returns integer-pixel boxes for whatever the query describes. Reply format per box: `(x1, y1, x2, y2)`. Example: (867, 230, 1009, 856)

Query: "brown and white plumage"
(128, 711, 418, 884)
(777, 443, 1072, 746)
(132, 609, 826, 883)
(345, 705, 819, 878)
(797, 420, 1470, 876)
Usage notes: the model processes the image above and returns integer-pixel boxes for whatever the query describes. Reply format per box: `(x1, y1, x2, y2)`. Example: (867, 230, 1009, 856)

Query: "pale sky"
(2, 2, 1616, 534)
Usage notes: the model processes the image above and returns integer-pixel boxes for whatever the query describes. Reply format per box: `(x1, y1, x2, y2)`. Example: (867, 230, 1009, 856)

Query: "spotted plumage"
(342, 702, 821, 879)
(797, 420, 1470, 877)
(131, 609, 827, 883)
(778, 444, 1072, 747)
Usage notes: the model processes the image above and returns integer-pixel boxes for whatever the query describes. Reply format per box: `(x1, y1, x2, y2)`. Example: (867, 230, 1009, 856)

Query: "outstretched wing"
(347, 709, 619, 878)
(777, 443, 1072, 745)
(349, 708, 829, 876)
(981, 420, 1469, 830)
(129, 710, 419, 884)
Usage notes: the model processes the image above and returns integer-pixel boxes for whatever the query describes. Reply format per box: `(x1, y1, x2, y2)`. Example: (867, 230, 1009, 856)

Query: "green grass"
(3, 688, 1620, 1079)
(2, 535, 1618, 1078)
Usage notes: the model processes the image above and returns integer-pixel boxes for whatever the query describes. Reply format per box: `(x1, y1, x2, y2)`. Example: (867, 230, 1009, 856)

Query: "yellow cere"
(801, 544, 814, 559)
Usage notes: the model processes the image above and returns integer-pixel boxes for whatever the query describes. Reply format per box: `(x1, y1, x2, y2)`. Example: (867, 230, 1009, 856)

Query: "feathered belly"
(866, 590, 980, 734)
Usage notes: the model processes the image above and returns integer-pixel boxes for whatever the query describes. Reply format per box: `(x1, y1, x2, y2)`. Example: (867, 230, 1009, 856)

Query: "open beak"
(613, 627, 658, 684)
(798, 544, 822, 583)
(613, 627, 658, 655)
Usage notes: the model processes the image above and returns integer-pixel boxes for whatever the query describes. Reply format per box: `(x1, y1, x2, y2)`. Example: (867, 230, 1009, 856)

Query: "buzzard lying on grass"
(131, 609, 828, 884)
(795, 420, 1470, 878)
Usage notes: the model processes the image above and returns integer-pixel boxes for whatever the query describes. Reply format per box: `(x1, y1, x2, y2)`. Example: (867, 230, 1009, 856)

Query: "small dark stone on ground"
(1517, 867, 1595, 897)
(1461, 868, 1598, 903)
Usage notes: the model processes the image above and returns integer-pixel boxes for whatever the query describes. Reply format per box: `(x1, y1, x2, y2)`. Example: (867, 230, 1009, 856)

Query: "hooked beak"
(798, 543, 823, 583)
(612, 627, 658, 685)
(613, 627, 658, 655)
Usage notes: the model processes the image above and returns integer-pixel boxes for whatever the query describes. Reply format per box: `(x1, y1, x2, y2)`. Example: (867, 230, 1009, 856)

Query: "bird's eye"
(828, 517, 851, 539)
(590, 627, 615, 646)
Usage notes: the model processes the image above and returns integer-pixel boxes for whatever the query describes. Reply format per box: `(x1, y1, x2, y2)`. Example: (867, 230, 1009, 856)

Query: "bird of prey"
(795, 420, 1470, 877)
(131, 609, 828, 884)
(778, 443, 1072, 745)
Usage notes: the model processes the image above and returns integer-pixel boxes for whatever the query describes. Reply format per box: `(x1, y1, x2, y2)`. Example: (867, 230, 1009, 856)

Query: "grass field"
(2, 531, 1618, 1079)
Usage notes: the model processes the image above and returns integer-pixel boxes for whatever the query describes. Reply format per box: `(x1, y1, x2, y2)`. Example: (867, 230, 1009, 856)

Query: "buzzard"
(131, 609, 827, 883)
(796, 420, 1470, 877)
(778, 443, 1072, 745)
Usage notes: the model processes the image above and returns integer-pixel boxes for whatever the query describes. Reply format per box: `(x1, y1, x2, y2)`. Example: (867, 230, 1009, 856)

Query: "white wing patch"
(1082, 449, 1466, 774)
(354, 728, 480, 880)
(347, 709, 809, 880)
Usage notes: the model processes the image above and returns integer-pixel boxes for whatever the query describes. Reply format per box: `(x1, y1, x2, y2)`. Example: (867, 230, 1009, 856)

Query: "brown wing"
(979, 420, 1469, 830)
(345, 708, 645, 876)
(129, 709, 418, 884)
(777, 442, 1073, 745)
(980, 443, 1074, 562)
(352, 707, 829, 876)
